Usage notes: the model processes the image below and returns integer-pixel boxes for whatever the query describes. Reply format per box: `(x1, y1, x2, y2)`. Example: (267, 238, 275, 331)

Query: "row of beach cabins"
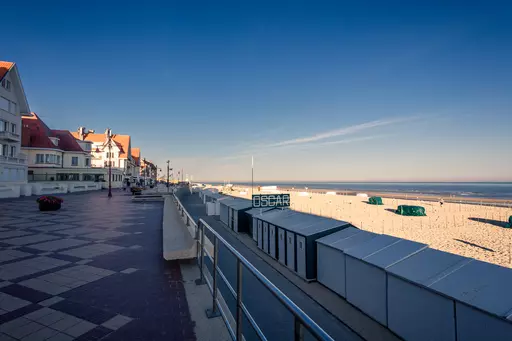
(195, 186, 512, 341)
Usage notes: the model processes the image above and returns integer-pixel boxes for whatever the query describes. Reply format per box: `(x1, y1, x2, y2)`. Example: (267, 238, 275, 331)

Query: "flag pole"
(251, 156, 254, 197)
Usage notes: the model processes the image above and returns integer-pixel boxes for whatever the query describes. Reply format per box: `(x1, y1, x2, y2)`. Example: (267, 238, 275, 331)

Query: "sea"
(206, 182, 512, 200)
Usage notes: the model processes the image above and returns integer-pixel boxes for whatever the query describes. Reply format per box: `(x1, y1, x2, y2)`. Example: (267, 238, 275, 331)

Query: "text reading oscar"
(252, 194, 291, 208)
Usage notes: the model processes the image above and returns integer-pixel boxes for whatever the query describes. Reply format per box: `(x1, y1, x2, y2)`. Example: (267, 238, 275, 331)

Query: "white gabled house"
(72, 127, 136, 184)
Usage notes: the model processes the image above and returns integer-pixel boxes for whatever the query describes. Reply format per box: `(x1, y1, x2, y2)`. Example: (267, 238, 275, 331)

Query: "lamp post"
(143, 158, 147, 186)
(107, 128, 112, 198)
(166, 160, 173, 193)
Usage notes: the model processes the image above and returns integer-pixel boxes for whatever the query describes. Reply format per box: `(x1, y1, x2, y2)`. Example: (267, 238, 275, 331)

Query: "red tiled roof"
(112, 135, 130, 158)
(0, 61, 14, 82)
(71, 132, 105, 143)
(132, 147, 140, 166)
(72, 131, 131, 158)
(22, 113, 56, 149)
(51, 130, 84, 152)
(22, 113, 86, 152)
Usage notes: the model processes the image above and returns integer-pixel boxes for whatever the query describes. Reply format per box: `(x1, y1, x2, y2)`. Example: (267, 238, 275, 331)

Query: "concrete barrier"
(68, 182, 100, 193)
(162, 196, 196, 260)
(0, 185, 20, 198)
(31, 183, 67, 195)
(20, 184, 32, 196)
(132, 194, 165, 202)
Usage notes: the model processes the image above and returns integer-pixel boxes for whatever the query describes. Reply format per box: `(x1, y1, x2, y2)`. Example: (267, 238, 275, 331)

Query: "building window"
(71, 157, 78, 166)
(56, 155, 61, 164)
(1, 79, 11, 91)
(0, 97, 16, 114)
(9, 146, 15, 157)
(0, 120, 8, 132)
(9, 102, 16, 114)
(83, 174, 94, 181)
(10, 123, 15, 134)
(0, 144, 7, 156)
(85, 158, 90, 166)
(56, 173, 80, 181)
(0, 97, 8, 112)
(36, 154, 44, 163)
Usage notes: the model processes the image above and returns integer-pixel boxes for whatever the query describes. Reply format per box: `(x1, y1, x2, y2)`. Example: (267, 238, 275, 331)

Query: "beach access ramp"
(163, 195, 197, 260)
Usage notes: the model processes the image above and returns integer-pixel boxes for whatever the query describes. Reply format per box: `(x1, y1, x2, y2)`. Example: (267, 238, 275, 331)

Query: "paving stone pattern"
(0, 191, 196, 340)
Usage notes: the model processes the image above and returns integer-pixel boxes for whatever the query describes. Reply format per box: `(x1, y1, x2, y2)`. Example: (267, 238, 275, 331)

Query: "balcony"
(0, 154, 26, 165)
(34, 161, 61, 166)
(0, 131, 21, 142)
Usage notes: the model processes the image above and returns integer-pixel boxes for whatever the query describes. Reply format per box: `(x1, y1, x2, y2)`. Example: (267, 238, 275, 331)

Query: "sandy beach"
(217, 186, 512, 269)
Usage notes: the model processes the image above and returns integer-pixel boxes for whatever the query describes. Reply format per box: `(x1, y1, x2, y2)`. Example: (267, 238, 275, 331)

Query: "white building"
(132, 147, 141, 183)
(22, 113, 123, 190)
(0, 61, 29, 197)
(72, 127, 136, 183)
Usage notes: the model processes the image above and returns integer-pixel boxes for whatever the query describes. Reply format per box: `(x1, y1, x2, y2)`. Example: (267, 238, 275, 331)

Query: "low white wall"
(31, 183, 68, 195)
(0, 185, 21, 199)
(162, 196, 196, 260)
(68, 182, 101, 193)
(20, 184, 32, 196)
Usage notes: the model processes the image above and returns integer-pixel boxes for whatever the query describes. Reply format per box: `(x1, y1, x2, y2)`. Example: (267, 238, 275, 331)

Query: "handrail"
(173, 191, 335, 341)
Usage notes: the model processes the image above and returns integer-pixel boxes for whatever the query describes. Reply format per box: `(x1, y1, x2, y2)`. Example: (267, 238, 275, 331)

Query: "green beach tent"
(507, 216, 512, 228)
(396, 205, 426, 216)
(369, 196, 383, 205)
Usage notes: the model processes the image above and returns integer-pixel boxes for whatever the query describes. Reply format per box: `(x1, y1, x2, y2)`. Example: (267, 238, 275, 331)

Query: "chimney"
(77, 127, 86, 140)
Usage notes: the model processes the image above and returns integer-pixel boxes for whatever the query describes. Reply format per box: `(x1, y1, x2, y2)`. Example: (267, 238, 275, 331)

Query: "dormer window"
(1, 79, 11, 91)
(49, 137, 59, 147)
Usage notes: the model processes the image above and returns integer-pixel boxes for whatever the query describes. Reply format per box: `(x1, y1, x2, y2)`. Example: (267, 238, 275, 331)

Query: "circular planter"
(39, 202, 61, 211)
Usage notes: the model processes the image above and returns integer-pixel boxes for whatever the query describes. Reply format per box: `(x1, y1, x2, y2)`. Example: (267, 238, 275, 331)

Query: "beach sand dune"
(222, 187, 512, 268)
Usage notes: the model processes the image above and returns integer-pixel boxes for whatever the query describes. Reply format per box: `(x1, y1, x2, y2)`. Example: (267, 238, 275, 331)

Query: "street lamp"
(166, 160, 173, 192)
(106, 128, 113, 198)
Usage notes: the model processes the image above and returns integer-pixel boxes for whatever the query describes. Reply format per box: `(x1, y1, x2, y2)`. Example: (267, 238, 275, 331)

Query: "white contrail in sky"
(221, 116, 417, 160)
(265, 116, 416, 147)
(315, 135, 386, 146)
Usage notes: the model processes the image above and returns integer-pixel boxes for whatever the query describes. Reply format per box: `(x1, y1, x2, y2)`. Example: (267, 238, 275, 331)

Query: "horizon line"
(192, 180, 512, 183)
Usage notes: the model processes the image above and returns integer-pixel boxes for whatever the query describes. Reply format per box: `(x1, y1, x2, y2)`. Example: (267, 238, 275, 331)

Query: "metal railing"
(173, 192, 335, 341)
(0, 131, 20, 141)
(0, 155, 26, 164)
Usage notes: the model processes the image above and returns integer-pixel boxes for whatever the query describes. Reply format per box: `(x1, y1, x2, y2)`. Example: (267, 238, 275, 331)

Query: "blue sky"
(3, 1, 512, 181)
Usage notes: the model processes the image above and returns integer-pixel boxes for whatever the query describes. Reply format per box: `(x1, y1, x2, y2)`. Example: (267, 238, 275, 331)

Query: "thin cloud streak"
(265, 116, 418, 148)
(316, 135, 387, 146)
(220, 135, 383, 160)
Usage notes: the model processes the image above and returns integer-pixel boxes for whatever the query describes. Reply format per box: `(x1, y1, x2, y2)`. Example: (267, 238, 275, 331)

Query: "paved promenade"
(0, 190, 195, 341)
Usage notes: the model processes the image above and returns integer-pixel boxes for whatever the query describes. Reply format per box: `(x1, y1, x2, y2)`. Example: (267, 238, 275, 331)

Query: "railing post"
(294, 317, 304, 341)
(186, 215, 190, 226)
(206, 236, 221, 318)
(236, 258, 243, 340)
(195, 220, 205, 285)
